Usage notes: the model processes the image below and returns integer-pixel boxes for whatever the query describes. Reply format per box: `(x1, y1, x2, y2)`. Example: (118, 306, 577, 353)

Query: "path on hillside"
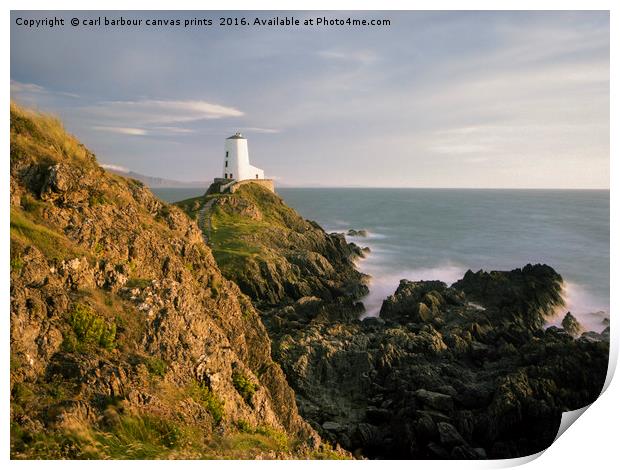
(197, 199, 216, 243)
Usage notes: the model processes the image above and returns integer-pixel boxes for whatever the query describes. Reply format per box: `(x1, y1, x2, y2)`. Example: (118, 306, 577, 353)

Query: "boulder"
(347, 229, 368, 237)
(561, 312, 583, 337)
(414, 389, 454, 413)
(437, 422, 467, 448)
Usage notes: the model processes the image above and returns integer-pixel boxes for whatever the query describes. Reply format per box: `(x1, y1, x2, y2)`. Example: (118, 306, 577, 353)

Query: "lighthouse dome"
(227, 132, 245, 140)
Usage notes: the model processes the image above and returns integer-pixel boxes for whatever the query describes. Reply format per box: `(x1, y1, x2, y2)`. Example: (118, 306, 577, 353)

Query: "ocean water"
(278, 188, 610, 332)
(153, 187, 610, 333)
(152, 187, 206, 202)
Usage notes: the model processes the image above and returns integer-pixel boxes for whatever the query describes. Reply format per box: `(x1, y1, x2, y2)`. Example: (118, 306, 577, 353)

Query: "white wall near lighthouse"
(223, 133, 265, 181)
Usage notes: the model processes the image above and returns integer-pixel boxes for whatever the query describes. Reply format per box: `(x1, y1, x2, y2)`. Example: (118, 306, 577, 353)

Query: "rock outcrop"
(267, 273, 608, 459)
(176, 185, 369, 308)
(561, 312, 584, 337)
(10, 104, 342, 459)
(176, 177, 609, 459)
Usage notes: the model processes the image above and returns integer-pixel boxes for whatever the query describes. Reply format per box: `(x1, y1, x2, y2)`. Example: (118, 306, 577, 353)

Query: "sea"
(153, 187, 610, 333)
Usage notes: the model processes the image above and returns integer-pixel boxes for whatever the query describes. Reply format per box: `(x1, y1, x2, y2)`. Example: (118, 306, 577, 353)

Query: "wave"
(358, 257, 609, 334)
(359, 263, 467, 318)
(546, 281, 609, 333)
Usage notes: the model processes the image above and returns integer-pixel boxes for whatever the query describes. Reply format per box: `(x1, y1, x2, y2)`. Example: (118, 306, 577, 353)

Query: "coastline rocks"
(380, 280, 457, 323)
(452, 264, 565, 330)
(347, 229, 368, 237)
(267, 264, 609, 459)
(561, 312, 584, 337)
(415, 390, 454, 413)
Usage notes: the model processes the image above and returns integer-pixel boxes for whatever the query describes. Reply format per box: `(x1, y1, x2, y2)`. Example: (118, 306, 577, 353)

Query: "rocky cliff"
(271, 270, 608, 459)
(176, 184, 369, 309)
(9, 104, 343, 459)
(181, 181, 609, 459)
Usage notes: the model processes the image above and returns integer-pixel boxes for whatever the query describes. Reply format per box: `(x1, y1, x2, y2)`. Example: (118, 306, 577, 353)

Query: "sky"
(10, 11, 609, 188)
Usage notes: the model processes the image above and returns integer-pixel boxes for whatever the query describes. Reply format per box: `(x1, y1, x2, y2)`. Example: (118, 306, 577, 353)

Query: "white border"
(3, 1, 616, 468)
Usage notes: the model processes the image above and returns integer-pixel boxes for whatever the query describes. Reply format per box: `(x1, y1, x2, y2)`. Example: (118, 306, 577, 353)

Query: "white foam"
(546, 281, 610, 333)
(359, 262, 466, 319)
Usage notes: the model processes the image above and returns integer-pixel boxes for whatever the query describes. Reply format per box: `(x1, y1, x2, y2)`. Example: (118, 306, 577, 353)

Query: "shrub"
(188, 382, 225, 425)
(125, 278, 151, 289)
(67, 303, 116, 351)
(145, 357, 168, 378)
(10, 256, 24, 273)
(231, 369, 257, 405)
(21, 194, 42, 214)
(88, 192, 107, 206)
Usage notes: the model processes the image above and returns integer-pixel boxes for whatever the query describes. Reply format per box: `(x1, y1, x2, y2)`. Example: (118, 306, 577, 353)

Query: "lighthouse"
(223, 132, 265, 181)
(213, 132, 274, 194)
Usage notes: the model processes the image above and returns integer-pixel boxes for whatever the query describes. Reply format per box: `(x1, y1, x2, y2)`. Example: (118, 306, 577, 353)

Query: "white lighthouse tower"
(223, 132, 264, 181)
(213, 132, 273, 194)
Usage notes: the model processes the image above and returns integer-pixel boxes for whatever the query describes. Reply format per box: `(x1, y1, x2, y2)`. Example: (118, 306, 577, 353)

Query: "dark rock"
(415, 389, 454, 413)
(347, 229, 368, 237)
(562, 312, 583, 337)
(365, 406, 392, 424)
(437, 422, 467, 448)
(452, 264, 564, 330)
(380, 280, 448, 323)
(451, 445, 482, 459)
(322, 421, 345, 432)
(427, 442, 450, 458)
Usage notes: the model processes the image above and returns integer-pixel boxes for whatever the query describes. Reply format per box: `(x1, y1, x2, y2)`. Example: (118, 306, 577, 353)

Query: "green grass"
(174, 195, 205, 220)
(231, 369, 258, 405)
(10, 411, 310, 459)
(12, 413, 203, 459)
(10, 208, 83, 261)
(11, 102, 95, 166)
(88, 413, 194, 459)
(187, 382, 225, 425)
(64, 303, 117, 352)
(125, 278, 151, 289)
(88, 192, 108, 206)
(10, 255, 24, 273)
(145, 357, 168, 378)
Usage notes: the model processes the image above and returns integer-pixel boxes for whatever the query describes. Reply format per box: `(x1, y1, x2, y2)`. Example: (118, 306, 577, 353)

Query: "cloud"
(243, 127, 281, 134)
(11, 80, 46, 94)
(93, 126, 148, 136)
(11, 81, 243, 138)
(93, 125, 196, 136)
(86, 99, 244, 125)
(318, 49, 377, 65)
(430, 144, 493, 155)
(152, 126, 195, 134)
(11, 80, 80, 98)
(100, 163, 129, 173)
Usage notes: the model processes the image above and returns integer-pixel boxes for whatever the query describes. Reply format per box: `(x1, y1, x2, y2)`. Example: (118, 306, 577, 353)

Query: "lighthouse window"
(230, 173, 233, 179)
(256, 174, 259, 179)
(225, 161, 228, 167)
(225, 151, 229, 157)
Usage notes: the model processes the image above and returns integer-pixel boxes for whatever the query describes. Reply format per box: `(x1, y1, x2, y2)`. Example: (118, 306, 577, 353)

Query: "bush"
(231, 369, 257, 405)
(145, 357, 168, 378)
(188, 382, 225, 425)
(67, 303, 116, 351)
(125, 278, 151, 289)
(88, 192, 107, 206)
(21, 194, 42, 214)
(10, 256, 24, 273)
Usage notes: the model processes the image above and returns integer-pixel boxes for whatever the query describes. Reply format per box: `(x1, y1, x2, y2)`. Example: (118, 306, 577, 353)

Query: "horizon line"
(154, 185, 610, 191)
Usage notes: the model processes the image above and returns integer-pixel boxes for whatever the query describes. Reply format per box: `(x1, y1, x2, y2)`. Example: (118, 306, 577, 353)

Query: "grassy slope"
(9, 103, 342, 460)
(177, 185, 310, 279)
